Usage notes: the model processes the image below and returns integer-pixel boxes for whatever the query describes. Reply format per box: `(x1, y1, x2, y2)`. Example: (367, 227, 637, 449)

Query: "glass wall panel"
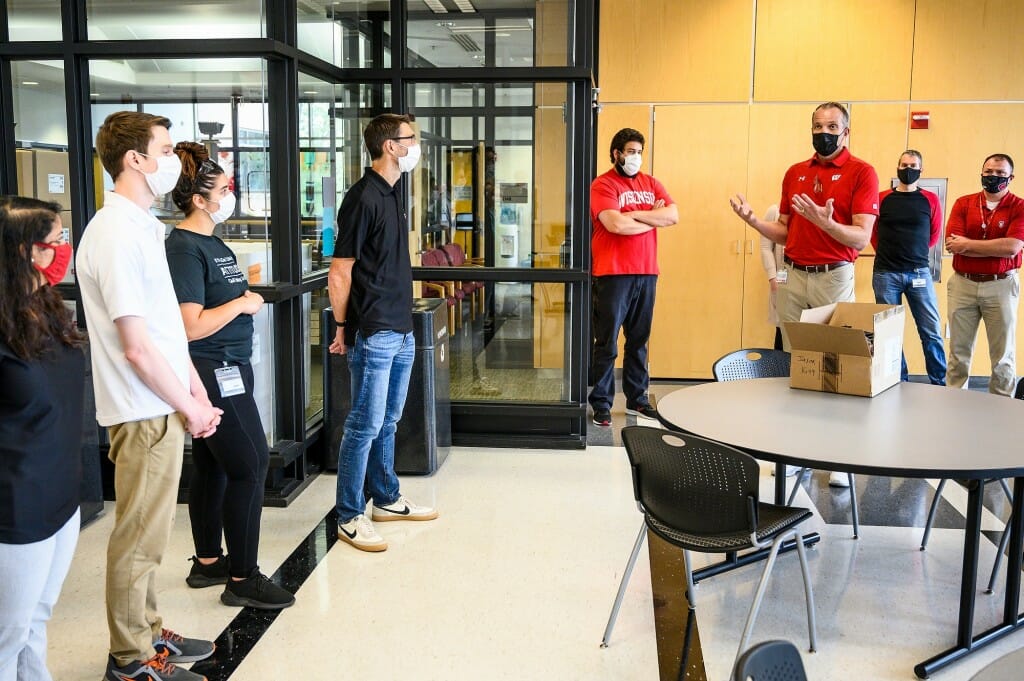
(297, 0, 391, 69)
(306, 288, 330, 425)
(407, 81, 572, 269)
(85, 0, 265, 40)
(446, 282, 571, 402)
(89, 57, 272, 278)
(7, 0, 62, 41)
(10, 61, 74, 284)
(308, 82, 393, 274)
(406, 0, 574, 68)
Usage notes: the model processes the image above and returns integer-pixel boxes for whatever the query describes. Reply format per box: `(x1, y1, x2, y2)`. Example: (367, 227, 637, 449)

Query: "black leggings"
(189, 358, 270, 578)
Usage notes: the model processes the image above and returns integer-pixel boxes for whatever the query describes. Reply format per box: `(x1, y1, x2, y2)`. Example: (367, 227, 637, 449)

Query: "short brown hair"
(609, 128, 644, 164)
(364, 113, 415, 161)
(96, 111, 172, 181)
(813, 102, 850, 129)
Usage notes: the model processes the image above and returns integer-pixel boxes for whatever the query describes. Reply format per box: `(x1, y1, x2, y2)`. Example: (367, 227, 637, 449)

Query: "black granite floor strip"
(189, 511, 339, 681)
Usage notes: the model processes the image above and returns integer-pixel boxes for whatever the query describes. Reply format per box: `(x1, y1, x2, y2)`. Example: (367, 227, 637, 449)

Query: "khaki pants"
(777, 265, 856, 350)
(105, 414, 185, 665)
(947, 271, 1019, 396)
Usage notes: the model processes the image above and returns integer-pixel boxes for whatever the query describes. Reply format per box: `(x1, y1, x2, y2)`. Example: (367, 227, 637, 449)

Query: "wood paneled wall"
(597, 0, 1024, 379)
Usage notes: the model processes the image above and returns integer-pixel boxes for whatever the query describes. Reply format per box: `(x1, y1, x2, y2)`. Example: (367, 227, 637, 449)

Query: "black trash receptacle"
(323, 299, 451, 475)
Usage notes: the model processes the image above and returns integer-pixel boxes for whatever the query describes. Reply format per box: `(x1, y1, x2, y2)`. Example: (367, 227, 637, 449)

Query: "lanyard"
(979, 195, 1003, 239)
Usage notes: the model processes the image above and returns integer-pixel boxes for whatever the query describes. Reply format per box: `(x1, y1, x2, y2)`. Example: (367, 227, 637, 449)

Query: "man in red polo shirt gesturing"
(730, 101, 879, 488)
(945, 153, 1024, 396)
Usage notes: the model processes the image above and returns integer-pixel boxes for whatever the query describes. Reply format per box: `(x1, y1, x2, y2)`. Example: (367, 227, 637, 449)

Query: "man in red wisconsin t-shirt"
(589, 128, 678, 428)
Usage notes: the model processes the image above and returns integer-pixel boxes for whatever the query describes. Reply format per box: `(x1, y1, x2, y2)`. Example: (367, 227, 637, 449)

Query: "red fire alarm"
(910, 111, 930, 130)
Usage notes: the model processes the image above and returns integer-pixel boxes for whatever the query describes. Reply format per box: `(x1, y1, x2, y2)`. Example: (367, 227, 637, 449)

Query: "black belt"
(784, 256, 852, 273)
(959, 271, 1015, 282)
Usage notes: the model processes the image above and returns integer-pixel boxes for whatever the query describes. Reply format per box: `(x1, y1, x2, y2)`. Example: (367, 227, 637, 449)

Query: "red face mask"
(33, 241, 72, 286)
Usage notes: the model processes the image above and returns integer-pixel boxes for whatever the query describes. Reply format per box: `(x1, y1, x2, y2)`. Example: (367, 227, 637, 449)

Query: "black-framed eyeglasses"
(390, 135, 416, 141)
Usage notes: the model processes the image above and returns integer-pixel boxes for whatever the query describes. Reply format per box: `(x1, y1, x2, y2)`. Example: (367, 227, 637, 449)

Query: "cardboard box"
(784, 302, 905, 397)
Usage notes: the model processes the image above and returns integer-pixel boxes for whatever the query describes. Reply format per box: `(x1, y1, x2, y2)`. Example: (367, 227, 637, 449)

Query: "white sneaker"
(829, 471, 851, 488)
(372, 495, 439, 522)
(771, 465, 802, 477)
(338, 514, 388, 552)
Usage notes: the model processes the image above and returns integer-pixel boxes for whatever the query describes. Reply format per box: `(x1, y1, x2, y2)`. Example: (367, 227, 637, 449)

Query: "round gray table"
(656, 378, 1024, 679)
(970, 647, 1024, 680)
(657, 378, 1024, 480)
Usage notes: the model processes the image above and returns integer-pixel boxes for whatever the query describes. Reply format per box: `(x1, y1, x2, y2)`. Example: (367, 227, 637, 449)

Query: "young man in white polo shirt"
(77, 111, 223, 681)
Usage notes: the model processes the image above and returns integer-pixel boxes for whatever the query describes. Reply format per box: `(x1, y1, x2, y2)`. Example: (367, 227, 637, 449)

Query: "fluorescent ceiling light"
(424, 0, 447, 13)
(453, 0, 476, 12)
(22, 81, 39, 85)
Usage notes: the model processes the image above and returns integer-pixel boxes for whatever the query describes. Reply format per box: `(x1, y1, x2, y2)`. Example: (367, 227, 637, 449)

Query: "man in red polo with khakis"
(730, 102, 879, 339)
(945, 153, 1024, 397)
(730, 101, 879, 488)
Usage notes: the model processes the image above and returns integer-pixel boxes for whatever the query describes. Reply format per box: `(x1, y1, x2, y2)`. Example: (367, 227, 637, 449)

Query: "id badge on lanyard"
(214, 365, 245, 398)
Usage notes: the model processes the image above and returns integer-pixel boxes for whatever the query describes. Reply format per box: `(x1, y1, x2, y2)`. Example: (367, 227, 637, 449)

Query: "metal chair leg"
(786, 468, 811, 507)
(849, 473, 860, 539)
(986, 479, 1015, 594)
(920, 478, 948, 550)
(682, 550, 696, 609)
(735, 534, 787, 666)
(794, 528, 818, 652)
(601, 521, 647, 648)
(986, 524, 1012, 594)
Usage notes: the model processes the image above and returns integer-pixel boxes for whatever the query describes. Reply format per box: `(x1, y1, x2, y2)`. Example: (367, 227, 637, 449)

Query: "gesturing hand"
(729, 194, 757, 226)
(791, 193, 834, 229)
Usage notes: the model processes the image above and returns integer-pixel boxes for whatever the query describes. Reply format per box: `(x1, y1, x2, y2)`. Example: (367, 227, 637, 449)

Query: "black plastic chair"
(712, 348, 860, 539)
(919, 378, 1023, 592)
(601, 426, 817, 670)
(733, 639, 809, 681)
(712, 348, 791, 382)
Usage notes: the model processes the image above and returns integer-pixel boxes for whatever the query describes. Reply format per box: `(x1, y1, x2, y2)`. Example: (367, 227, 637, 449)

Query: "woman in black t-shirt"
(0, 195, 84, 678)
(165, 142, 293, 610)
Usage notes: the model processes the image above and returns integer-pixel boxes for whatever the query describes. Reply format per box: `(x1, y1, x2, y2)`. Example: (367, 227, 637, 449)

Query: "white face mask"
(140, 152, 182, 196)
(205, 192, 236, 224)
(396, 142, 421, 173)
(621, 153, 642, 176)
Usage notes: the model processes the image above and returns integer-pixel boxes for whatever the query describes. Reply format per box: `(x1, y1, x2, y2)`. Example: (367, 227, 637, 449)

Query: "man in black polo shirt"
(871, 149, 946, 385)
(328, 113, 438, 553)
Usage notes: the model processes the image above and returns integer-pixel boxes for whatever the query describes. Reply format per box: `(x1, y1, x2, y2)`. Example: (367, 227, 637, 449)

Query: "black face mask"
(812, 132, 842, 157)
(897, 167, 922, 185)
(982, 175, 1011, 194)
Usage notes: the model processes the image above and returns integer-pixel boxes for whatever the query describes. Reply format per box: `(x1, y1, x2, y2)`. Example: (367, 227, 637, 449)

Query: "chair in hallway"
(919, 378, 1024, 593)
(601, 426, 817, 670)
(712, 348, 860, 539)
(733, 639, 809, 681)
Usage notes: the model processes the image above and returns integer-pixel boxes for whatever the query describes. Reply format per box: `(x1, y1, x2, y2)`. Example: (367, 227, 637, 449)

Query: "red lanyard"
(979, 195, 1003, 239)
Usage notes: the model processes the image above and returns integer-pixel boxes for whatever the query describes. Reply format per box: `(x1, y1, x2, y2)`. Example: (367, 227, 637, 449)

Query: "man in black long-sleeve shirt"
(871, 149, 946, 385)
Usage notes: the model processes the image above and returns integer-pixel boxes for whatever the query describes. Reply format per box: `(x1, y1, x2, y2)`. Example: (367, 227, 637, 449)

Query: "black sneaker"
(104, 651, 206, 681)
(593, 408, 612, 427)
(186, 555, 229, 589)
(626, 403, 659, 420)
(221, 571, 296, 610)
(152, 629, 214, 664)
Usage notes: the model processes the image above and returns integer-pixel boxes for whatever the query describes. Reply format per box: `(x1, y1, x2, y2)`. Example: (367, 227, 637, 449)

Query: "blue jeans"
(872, 268, 947, 385)
(335, 330, 415, 523)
